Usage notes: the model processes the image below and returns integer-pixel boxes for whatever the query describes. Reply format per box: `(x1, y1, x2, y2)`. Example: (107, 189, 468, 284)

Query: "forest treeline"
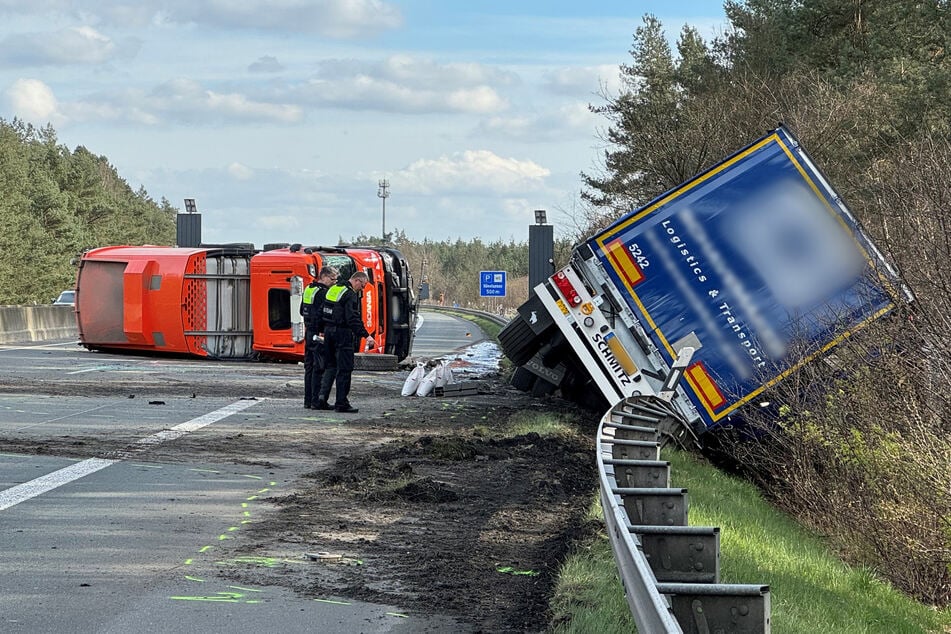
(0, 119, 176, 305)
(348, 230, 573, 313)
(0, 116, 560, 310)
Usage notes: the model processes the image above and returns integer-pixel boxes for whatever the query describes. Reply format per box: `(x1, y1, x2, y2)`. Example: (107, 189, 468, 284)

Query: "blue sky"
(0, 1, 729, 246)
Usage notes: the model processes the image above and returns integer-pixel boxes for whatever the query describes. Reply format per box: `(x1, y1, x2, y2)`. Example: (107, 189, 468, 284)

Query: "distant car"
(53, 290, 75, 306)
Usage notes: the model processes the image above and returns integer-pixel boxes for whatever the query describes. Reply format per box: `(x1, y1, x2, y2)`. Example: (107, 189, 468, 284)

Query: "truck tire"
(510, 366, 536, 392)
(540, 331, 569, 367)
(355, 353, 399, 371)
(498, 316, 543, 366)
(560, 367, 609, 412)
(531, 376, 557, 397)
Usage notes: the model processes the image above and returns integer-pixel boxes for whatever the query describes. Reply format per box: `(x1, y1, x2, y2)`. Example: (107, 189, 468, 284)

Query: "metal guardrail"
(599, 396, 771, 633)
(418, 304, 509, 328)
(428, 304, 771, 630)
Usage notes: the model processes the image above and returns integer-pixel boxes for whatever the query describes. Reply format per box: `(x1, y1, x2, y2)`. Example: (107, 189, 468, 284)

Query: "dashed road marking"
(0, 398, 263, 511)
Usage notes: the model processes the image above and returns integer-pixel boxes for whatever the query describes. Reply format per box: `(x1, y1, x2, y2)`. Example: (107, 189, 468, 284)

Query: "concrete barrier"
(0, 305, 78, 344)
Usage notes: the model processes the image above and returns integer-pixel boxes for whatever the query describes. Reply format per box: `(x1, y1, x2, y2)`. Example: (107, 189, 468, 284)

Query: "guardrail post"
(609, 438, 661, 461)
(605, 416, 661, 442)
(598, 396, 771, 633)
(656, 583, 771, 633)
(614, 487, 688, 526)
(630, 525, 720, 583)
(605, 459, 670, 488)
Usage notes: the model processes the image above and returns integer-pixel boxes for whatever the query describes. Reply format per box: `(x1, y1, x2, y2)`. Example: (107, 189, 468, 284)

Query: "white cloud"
(4, 77, 304, 127)
(248, 55, 284, 74)
(446, 86, 507, 114)
(6, 78, 62, 124)
(0, 26, 129, 67)
(398, 150, 550, 195)
(300, 76, 507, 114)
(227, 162, 254, 180)
(476, 103, 596, 142)
(0, 0, 404, 38)
(544, 65, 622, 97)
(372, 55, 515, 89)
(201, 90, 302, 123)
(174, 0, 403, 37)
(314, 55, 516, 90)
(292, 56, 513, 114)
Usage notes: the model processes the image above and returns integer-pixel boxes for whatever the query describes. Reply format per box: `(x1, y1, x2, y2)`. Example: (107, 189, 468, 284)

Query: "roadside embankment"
(0, 305, 77, 344)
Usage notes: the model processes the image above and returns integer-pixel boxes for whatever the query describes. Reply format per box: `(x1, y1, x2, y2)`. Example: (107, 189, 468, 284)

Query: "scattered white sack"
(443, 361, 455, 385)
(416, 365, 440, 397)
(401, 361, 427, 397)
(435, 360, 454, 388)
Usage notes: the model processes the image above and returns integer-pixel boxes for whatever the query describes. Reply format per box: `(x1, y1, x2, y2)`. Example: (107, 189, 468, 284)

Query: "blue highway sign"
(480, 271, 507, 297)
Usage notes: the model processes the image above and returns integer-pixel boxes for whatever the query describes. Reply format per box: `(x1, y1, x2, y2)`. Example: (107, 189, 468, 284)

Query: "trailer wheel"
(498, 317, 544, 366)
(355, 353, 399, 371)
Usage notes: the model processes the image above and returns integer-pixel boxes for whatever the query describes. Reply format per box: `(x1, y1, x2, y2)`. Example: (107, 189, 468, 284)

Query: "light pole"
(377, 179, 390, 242)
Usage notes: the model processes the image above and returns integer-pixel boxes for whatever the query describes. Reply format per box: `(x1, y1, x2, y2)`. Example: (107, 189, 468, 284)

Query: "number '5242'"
(627, 243, 650, 269)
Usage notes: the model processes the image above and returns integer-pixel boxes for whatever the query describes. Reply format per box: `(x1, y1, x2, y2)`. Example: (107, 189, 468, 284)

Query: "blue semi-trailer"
(500, 125, 909, 441)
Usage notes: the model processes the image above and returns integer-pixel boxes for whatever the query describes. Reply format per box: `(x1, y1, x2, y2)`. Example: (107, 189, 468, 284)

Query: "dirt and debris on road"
(0, 341, 603, 632)
(218, 378, 601, 633)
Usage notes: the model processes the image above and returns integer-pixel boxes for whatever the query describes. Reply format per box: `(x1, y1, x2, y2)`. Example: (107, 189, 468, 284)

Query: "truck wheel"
(531, 376, 557, 397)
(560, 370, 609, 412)
(510, 366, 536, 392)
(498, 317, 543, 366)
(355, 353, 399, 371)
(540, 332, 569, 367)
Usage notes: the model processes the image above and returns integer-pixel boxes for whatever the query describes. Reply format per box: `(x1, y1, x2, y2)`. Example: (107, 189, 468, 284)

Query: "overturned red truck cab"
(75, 243, 415, 366)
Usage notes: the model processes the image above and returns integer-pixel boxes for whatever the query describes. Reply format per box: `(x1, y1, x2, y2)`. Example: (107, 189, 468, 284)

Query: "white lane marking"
(125, 399, 260, 451)
(0, 458, 116, 511)
(415, 314, 425, 332)
(66, 368, 99, 375)
(0, 398, 263, 511)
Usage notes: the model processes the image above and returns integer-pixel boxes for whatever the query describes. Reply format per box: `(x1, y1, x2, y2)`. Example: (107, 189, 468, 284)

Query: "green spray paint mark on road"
(496, 565, 540, 576)
(216, 556, 287, 568)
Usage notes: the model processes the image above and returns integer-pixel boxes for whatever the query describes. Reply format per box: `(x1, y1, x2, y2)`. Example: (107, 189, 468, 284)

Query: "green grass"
(432, 307, 951, 631)
(504, 410, 577, 438)
(552, 447, 951, 633)
(472, 410, 578, 440)
(550, 499, 637, 633)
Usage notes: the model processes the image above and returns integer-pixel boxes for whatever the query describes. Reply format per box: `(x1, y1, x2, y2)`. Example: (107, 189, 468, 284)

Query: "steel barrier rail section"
(424, 305, 772, 631)
(599, 447, 685, 633)
(419, 304, 509, 328)
(599, 397, 772, 633)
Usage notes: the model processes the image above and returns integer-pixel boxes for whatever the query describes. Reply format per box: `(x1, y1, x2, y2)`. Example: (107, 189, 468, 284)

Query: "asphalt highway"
(0, 309, 487, 633)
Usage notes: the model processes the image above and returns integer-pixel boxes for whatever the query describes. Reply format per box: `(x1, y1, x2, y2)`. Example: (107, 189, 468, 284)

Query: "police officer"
(300, 266, 338, 409)
(317, 271, 374, 413)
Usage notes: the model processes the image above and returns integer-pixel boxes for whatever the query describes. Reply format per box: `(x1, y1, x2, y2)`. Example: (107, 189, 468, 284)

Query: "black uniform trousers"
(318, 326, 356, 409)
(303, 326, 326, 407)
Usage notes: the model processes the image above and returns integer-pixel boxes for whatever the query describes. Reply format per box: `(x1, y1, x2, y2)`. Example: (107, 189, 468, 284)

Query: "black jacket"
(319, 282, 369, 339)
(300, 281, 330, 331)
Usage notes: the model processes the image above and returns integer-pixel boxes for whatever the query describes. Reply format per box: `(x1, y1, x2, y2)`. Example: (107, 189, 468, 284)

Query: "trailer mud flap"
(517, 292, 554, 335)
